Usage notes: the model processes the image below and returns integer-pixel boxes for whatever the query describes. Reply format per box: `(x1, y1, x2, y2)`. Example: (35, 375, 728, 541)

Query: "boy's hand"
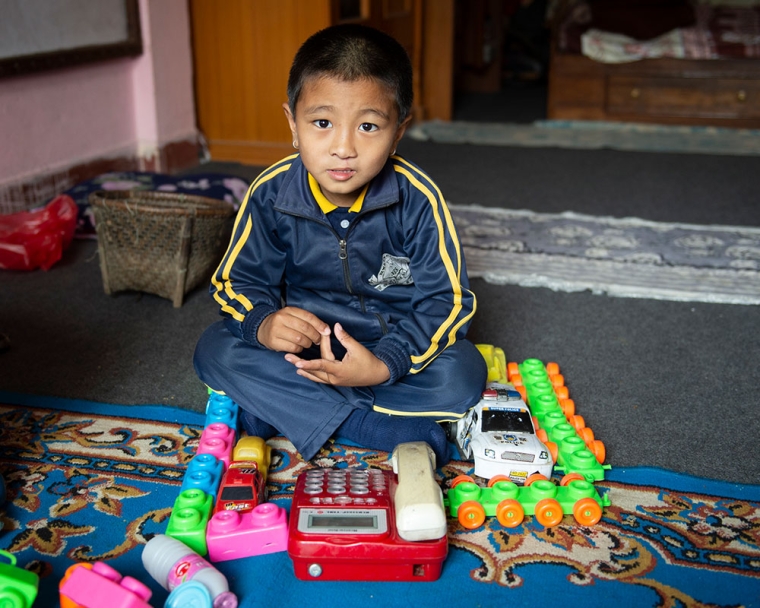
(257, 306, 331, 353)
(285, 323, 391, 387)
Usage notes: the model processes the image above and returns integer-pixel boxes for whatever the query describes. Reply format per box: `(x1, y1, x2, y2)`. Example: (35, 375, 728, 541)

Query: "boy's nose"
(330, 128, 357, 158)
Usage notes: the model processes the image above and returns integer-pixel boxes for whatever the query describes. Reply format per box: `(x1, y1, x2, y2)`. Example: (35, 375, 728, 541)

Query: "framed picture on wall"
(0, 0, 142, 78)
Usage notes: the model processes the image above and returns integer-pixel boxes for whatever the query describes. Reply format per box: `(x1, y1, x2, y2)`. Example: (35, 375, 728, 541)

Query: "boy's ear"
(282, 102, 297, 137)
(393, 114, 413, 150)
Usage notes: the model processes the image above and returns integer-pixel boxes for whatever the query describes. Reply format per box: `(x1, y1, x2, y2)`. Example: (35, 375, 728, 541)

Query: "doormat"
(450, 204, 760, 305)
(409, 120, 760, 156)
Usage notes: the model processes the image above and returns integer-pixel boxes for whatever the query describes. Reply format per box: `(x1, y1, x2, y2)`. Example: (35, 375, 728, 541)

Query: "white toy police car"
(451, 383, 554, 483)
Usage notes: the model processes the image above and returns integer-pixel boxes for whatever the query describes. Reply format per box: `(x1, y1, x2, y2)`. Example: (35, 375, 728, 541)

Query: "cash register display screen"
(310, 515, 376, 529)
(298, 508, 388, 535)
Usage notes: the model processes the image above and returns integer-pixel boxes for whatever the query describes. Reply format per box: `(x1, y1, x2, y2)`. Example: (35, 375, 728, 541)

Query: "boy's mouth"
(328, 168, 356, 181)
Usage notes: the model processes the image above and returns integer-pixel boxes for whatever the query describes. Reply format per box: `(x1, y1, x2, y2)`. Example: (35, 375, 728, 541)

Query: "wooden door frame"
(419, 0, 454, 122)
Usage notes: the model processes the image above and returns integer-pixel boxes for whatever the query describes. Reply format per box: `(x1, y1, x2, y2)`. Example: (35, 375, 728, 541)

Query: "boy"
(194, 24, 486, 466)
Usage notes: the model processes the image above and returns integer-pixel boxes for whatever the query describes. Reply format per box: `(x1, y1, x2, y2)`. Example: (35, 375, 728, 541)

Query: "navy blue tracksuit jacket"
(194, 153, 487, 460)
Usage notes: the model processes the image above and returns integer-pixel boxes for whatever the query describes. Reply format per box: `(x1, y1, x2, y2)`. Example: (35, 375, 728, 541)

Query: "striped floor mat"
(409, 119, 760, 156)
(451, 204, 760, 305)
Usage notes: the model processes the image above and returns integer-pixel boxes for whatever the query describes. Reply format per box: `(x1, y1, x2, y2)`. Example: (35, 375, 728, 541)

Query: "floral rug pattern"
(0, 401, 758, 608)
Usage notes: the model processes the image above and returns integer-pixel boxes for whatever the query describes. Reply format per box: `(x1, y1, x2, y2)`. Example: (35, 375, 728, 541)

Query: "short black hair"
(287, 24, 413, 123)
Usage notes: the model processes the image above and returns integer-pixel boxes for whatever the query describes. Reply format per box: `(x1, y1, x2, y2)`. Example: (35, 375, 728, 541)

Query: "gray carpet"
(1, 138, 759, 485)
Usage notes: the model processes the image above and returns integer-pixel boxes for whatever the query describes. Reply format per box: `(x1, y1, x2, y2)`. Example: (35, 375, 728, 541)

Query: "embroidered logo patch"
(368, 254, 413, 291)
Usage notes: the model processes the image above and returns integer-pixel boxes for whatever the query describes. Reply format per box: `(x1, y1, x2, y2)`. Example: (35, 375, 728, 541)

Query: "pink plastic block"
(59, 561, 152, 608)
(197, 423, 235, 470)
(206, 502, 289, 562)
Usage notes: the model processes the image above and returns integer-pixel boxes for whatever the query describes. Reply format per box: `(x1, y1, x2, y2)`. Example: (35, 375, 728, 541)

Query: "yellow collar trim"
(308, 173, 367, 214)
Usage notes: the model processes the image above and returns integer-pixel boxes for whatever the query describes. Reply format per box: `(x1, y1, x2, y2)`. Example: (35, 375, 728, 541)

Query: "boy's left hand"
(284, 323, 391, 387)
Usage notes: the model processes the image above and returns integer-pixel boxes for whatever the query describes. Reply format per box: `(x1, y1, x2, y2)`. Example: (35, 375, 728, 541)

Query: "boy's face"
(283, 75, 411, 208)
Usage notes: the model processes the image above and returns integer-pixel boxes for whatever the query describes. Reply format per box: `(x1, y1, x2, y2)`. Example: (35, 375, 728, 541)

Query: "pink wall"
(0, 0, 197, 189)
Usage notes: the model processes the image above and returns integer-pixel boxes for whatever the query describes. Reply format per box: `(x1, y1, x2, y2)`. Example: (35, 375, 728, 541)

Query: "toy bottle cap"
(164, 581, 212, 608)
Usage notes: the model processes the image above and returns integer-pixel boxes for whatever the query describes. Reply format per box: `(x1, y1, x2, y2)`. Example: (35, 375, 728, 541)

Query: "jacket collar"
(274, 155, 399, 219)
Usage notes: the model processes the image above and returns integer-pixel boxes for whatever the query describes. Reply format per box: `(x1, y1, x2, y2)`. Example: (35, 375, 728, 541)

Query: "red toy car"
(213, 461, 266, 515)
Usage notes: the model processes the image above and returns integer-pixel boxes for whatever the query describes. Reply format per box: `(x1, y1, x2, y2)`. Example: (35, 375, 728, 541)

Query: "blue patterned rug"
(1, 392, 758, 608)
(408, 119, 760, 157)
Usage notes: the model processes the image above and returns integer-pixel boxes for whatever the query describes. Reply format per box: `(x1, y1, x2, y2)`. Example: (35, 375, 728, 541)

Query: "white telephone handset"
(391, 442, 447, 542)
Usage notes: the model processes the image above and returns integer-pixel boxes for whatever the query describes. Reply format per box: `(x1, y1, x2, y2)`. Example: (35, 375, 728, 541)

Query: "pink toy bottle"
(142, 535, 237, 608)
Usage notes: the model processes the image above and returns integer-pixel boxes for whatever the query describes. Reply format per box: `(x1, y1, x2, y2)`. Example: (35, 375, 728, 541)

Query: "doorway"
(452, 0, 550, 123)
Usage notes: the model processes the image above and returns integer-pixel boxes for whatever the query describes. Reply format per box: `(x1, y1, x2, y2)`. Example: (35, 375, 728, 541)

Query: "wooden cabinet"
(548, 48, 760, 128)
(190, 0, 455, 166)
(606, 76, 760, 121)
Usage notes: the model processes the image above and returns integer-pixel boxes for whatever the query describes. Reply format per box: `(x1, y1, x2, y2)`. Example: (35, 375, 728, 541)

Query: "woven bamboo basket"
(89, 190, 235, 307)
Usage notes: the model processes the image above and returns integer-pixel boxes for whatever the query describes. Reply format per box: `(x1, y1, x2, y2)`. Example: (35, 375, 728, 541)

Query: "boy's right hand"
(257, 306, 331, 353)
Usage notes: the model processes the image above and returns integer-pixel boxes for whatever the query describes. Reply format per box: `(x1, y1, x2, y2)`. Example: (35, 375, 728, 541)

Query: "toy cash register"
(287, 442, 448, 582)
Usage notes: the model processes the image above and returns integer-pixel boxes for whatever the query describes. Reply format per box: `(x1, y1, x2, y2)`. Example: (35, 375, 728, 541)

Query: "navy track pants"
(193, 320, 487, 460)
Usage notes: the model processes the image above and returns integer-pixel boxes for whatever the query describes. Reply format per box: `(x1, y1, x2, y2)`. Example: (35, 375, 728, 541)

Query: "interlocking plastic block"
(0, 550, 39, 608)
(205, 394, 239, 429)
(446, 478, 610, 529)
(181, 453, 224, 500)
(197, 423, 236, 470)
(207, 503, 289, 562)
(166, 489, 213, 556)
(59, 561, 152, 608)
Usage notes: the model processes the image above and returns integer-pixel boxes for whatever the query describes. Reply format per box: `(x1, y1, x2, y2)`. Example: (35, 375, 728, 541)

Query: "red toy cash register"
(287, 442, 448, 582)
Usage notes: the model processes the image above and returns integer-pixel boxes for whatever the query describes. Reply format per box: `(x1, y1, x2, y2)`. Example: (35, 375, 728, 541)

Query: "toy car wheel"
(545, 362, 560, 376)
(524, 473, 548, 486)
(560, 398, 576, 417)
(496, 499, 524, 528)
(457, 500, 486, 530)
(554, 386, 569, 400)
(569, 414, 586, 431)
(450, 474, 475, 488)
(534, 498, 563, 527)
(559, 473, 585, 486)
(589, 439, 606, 464)
(536, 428, 548, 443)
(579, 426, 595, 444)
(444, 421, 458, 443)
(545, 440, 558, 463)
(487, 474, 510, 488)
(573, 497, 602, 526)
(507, 361, 519, 379)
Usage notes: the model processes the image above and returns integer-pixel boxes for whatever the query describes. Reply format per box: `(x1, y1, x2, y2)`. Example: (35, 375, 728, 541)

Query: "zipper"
(340, 223, 388, 334)
(338, 238, 354, 294)
(281, 209, 389, 333)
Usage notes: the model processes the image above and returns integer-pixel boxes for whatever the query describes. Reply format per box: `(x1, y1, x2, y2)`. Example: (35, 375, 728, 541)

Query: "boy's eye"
(314, 119, 332, 129)
(359, 123, 378, 132)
